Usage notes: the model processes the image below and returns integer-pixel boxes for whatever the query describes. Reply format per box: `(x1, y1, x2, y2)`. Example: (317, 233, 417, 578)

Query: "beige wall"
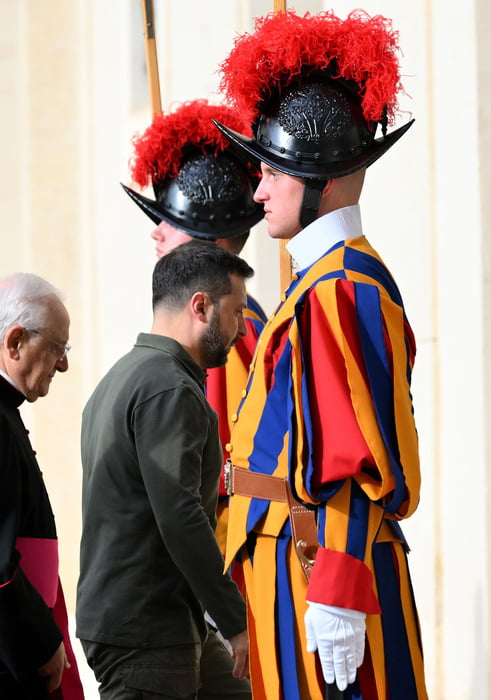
(1, 1, 490, 697)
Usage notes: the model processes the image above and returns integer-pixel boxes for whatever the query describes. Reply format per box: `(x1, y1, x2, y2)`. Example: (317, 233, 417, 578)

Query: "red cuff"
(307, 548, 381, 614)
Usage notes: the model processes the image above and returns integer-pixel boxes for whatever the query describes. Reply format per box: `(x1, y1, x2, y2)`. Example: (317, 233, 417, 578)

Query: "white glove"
(305, 602, 366, 691)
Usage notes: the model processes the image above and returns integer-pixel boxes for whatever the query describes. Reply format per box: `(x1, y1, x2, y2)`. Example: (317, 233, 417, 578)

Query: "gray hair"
(0, 272, 64, 343)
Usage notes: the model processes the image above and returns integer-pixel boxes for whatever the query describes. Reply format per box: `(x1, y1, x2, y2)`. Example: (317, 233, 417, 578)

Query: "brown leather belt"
(225, 460, 319, 582)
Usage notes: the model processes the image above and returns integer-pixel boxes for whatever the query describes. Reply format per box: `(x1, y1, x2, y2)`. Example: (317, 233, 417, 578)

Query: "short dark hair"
(152, 239, 254, 311)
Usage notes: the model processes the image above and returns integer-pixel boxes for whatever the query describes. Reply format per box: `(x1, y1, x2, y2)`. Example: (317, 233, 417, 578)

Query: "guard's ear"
(4, 325, 26, 359)
(321, 179, 335, 198)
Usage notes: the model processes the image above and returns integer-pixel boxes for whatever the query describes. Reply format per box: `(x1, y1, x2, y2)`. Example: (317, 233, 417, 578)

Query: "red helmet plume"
(219, 9, 405, 128)
(130, 99, 255, 189)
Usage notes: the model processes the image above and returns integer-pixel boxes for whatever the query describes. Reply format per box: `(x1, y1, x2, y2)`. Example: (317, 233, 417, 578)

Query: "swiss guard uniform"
(123, 100, 267, 578)
(214, 10, 428, 700)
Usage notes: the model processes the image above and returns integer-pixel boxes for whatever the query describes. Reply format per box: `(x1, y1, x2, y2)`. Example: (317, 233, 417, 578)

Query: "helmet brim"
(121, 183, 264, 239)
(213, 119, 414, 180)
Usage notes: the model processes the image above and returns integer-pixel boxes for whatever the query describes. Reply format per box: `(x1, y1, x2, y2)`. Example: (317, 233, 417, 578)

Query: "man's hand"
(305, 602, 366, 691)
(227, 629, 249, 680)
(36, 641, 70, 692)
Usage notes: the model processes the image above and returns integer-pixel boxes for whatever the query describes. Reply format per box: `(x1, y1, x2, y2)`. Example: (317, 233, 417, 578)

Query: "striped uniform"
(225, 237, 428, 699)
(206, 294, 267, 576)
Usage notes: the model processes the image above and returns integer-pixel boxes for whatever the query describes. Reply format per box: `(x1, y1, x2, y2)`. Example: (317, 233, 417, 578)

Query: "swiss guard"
(214, 10, 428, 700)
(123, 99, 267, 589)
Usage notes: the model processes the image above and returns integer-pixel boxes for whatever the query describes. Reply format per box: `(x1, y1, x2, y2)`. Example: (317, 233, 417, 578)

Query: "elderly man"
(0, 272, 83, 699)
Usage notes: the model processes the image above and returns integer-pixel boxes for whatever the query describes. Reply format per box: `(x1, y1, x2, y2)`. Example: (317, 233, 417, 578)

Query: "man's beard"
(201, 309, 235, 369)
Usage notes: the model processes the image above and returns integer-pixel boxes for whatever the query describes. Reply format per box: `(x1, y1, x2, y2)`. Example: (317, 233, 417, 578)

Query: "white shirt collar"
(0, 368, 19, 390)
(286, 204, 363, 271)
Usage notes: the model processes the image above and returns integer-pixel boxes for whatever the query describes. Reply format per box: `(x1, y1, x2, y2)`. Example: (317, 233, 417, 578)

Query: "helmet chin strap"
(300, 178, 328, 229)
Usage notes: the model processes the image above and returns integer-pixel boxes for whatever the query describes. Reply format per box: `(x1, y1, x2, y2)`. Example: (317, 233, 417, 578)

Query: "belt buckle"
(224, 458, 232, 496)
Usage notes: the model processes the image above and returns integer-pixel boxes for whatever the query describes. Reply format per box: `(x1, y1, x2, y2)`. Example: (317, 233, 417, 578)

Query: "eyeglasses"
(25, 328, 71, 362)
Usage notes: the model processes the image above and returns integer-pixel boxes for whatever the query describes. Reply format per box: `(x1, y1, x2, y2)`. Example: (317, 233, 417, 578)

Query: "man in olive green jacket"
(76, 241, 253, 700)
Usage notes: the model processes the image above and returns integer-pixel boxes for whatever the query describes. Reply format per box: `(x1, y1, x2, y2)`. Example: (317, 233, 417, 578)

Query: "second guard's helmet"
(123, 100, 264, 240)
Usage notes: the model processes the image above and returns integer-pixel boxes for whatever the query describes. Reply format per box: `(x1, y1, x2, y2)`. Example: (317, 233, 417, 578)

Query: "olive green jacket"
(76, 333, 246, 648)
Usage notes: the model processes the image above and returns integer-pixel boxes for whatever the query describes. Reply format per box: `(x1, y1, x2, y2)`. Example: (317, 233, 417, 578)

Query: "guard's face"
(200, 274, 248, 369)
(254, 163, 304, 240)
(151, 220, 193, 259)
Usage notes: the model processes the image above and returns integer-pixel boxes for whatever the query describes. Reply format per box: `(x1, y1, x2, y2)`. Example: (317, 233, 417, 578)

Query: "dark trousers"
(81, 627, 251, 700)
(197, 627, 251, 700)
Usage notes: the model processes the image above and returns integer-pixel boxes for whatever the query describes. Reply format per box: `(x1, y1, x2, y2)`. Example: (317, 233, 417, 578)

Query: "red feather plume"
(130, 100, 254, 188)
(219, 9, 404, 127)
